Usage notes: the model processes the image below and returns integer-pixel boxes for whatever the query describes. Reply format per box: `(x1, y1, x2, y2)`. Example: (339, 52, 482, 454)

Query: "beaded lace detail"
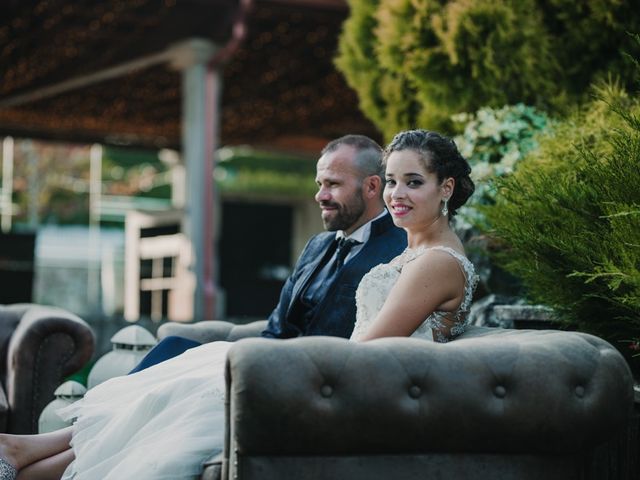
(0, 458, 17, 480)
(351, 246, 478, 343)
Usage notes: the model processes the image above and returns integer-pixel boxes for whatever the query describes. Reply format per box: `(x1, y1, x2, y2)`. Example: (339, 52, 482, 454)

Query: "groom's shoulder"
(310, 230, 334, 241)
(372, 214, 406, 241)
(304, 231, 335, 251)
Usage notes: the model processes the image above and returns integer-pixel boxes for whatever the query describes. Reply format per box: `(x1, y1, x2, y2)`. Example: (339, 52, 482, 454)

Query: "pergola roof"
(0, 0, 380, 153)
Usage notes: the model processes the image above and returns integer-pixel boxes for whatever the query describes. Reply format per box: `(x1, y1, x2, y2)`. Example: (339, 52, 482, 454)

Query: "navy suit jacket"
(262, 213, 407, 339)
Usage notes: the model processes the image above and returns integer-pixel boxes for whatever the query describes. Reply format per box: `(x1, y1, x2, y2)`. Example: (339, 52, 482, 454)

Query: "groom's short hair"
(320, 135, 384, 181)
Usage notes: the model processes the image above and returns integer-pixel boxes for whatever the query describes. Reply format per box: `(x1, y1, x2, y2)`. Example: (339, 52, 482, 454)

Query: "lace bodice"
(351, 246, 478, 343)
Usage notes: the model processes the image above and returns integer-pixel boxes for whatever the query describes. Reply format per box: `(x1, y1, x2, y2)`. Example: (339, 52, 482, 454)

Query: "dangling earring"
(441, 198, 449, 216)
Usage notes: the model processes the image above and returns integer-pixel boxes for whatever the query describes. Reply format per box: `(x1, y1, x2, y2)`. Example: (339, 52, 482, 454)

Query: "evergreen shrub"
(334, 0, 417, 138)
(483, 82, 640, 362)
(336, 0, 640, 140)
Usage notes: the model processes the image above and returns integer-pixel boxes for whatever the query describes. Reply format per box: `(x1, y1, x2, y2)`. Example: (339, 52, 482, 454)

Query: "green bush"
(336, 0, 640, 140)
(483, 81, 640, 354)
(452, 103, 550, 228)
(334, 0, 418, 138)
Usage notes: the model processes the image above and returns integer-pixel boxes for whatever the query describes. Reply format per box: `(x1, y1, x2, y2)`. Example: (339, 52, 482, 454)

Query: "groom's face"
(315, 145, 367, 234)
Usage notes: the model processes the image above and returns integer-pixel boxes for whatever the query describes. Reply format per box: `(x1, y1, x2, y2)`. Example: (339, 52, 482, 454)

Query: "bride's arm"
(357, 250, 466, 341)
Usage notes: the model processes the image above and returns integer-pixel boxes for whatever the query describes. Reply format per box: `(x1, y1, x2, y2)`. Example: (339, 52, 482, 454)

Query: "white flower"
(471, 161, 493, 181)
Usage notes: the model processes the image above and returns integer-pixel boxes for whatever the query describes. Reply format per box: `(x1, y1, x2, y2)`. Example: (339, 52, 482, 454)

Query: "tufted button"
(408, 385, 421, 398)
(320, 385, 333, 398)
(575, 385, 585, 398)
(494, 385, 506, 398)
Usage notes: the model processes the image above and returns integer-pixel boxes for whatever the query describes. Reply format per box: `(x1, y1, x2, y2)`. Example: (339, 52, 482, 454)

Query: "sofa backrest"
(158, 319, 267, 343)
(223, 331, 634, 479)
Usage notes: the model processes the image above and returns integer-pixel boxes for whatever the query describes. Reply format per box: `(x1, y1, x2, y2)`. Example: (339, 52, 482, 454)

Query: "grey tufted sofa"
(158, 320, 635, 480)
(0, 304, 95, 433)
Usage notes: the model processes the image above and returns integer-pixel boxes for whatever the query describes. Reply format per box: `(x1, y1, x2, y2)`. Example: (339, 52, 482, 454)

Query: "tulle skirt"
(59, 341, 232, 480)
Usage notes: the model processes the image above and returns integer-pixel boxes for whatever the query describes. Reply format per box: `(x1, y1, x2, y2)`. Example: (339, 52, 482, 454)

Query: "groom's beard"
(320, 188, 366, 232)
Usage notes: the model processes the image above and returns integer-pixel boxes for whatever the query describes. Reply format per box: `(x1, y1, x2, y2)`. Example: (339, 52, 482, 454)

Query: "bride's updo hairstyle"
(383, 129, 474, 217)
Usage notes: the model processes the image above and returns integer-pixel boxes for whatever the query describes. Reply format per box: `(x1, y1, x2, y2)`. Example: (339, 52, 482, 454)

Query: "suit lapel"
(290, 235, 336, 307)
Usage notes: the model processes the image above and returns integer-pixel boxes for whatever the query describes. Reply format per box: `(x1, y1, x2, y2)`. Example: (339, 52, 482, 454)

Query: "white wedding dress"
(60, 246, 476, 479)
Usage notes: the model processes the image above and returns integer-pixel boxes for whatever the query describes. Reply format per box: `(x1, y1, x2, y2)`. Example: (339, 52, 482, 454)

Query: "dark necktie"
(334, 237, 360, 269)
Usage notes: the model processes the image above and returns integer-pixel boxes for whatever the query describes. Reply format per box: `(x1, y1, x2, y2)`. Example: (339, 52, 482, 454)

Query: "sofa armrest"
(157, 320, 268, 343)
(224, 331, 633, 472)
(5, 305, 95, 433)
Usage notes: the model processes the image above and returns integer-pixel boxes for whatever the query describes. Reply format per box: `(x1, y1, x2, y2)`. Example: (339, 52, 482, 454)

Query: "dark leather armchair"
(0, 304, 95, 433)
(158, 321, 635, 480)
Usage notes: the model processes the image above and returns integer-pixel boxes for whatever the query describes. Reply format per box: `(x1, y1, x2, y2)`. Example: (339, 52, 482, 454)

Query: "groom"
(131, 135, 406, 371)
(262, 134, 406, 338)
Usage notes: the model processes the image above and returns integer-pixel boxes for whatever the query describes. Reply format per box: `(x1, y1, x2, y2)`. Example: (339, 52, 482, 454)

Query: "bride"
(0, 129, 476, 480)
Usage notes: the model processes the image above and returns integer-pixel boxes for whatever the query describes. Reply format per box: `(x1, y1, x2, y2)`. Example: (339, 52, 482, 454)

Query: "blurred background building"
(0, 0, 375, 352)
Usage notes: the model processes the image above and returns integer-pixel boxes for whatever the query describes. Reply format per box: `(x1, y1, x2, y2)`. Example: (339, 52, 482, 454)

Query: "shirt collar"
(336, 209, 388, 244)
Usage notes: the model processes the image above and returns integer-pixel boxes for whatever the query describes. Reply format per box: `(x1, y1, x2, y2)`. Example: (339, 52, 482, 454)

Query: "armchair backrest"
(0, 303, 95, 433)
(0, 305, 32, 382)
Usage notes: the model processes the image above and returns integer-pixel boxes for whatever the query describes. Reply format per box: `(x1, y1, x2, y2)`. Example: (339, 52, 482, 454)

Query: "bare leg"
(0, 427, 72, 470)
(16, 449, 74, 480)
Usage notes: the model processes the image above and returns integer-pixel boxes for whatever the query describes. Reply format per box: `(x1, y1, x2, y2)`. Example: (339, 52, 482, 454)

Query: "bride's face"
(383, 149, 447, 229)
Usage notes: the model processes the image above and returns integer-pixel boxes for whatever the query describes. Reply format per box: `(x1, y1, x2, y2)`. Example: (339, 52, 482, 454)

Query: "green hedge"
(336, 0, 639, 140)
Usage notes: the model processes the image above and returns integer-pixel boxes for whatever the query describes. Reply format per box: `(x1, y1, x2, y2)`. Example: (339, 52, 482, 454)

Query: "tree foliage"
(336, 0, 639, 140)
(483, 81, 640, 354)
(335, 0, 418, 137)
